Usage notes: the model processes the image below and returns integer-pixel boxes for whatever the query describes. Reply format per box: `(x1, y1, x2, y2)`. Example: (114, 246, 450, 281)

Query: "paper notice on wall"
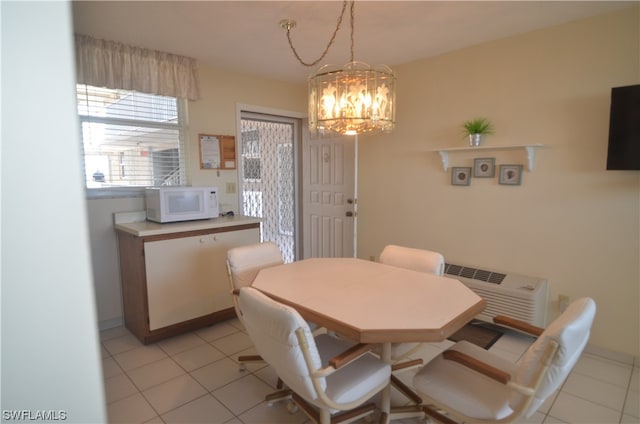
(200, 135, 220, 169)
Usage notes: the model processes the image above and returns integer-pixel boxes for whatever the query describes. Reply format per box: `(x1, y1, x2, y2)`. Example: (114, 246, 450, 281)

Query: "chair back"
(238, 286, 324, 402)
(379, 244, 445, 276)
(226, 242, 284, 290)
(513, 297, 596, 417)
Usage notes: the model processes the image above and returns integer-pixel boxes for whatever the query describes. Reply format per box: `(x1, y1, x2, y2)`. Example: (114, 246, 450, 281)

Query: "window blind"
(77, 84, 186, 188)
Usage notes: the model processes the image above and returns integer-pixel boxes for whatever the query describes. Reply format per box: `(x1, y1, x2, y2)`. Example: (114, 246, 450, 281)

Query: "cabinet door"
(144, 228, 259, 330)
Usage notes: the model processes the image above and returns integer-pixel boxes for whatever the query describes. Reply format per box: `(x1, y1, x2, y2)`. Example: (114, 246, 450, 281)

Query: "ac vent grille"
(444, 263, 507, 285)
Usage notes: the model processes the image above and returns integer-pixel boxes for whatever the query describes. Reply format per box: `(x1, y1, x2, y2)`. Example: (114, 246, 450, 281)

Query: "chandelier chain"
(349, 0, 354, 62)
(284, 0, 356, 67)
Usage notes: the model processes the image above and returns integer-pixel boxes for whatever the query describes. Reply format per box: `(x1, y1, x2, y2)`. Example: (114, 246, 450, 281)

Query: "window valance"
(74, 34, 200, 100)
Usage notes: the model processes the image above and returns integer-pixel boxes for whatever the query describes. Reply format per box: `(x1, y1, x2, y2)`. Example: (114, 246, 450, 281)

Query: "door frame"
(235, 104, 306, 259)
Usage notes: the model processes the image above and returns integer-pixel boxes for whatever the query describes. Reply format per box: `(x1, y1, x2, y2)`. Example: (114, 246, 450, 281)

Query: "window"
(77, 84, 186, 191)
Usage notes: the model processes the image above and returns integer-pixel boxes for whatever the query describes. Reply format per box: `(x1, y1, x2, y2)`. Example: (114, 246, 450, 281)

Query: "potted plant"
(463, 118, 494, 146)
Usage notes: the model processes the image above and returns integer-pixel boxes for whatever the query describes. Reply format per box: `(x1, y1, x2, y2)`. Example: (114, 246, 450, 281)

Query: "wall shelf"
(430, 144, 545, 171)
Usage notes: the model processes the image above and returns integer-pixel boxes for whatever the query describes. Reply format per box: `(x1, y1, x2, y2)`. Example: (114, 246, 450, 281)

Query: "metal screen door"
(239, 113, 297, 262)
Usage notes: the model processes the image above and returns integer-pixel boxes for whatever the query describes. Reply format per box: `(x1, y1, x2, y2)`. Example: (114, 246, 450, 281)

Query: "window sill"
(86, 187, 146, 200)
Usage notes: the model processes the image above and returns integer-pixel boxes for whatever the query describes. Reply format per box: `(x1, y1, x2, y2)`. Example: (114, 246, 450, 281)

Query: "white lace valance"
(75, 34, 200, 100)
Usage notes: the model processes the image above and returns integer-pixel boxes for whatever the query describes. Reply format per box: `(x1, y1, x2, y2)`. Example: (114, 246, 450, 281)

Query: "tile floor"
(101, 319, 639, 424)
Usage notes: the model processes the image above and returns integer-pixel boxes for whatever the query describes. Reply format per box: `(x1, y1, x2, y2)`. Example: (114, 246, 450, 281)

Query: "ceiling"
(72, 1, 632, 84)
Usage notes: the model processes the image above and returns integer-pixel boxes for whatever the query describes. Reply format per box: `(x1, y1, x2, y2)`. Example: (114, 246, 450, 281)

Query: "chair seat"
(309, 334, 390, 412)
(413, 341, 518, 420)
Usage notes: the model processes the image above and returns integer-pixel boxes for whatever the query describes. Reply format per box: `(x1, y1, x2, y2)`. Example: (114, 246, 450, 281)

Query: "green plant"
(462, 118, 494, 135)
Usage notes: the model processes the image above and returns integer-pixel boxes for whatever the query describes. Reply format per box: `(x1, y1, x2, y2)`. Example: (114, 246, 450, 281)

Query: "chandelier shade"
(308, 61, 396, 136)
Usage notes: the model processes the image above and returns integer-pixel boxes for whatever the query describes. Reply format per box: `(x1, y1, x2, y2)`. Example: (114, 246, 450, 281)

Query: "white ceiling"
(72, 1, 632, 84)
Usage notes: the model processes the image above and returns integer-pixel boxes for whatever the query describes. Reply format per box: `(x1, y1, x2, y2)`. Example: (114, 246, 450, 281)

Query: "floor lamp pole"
(353, 134, 358, 258)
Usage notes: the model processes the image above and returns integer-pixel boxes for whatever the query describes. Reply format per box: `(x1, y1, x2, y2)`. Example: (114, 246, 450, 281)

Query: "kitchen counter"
(114, 213, 262, 343)
(114, 215, 262, 237)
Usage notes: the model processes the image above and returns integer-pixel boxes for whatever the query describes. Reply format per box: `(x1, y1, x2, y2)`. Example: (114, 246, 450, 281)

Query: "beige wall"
(357, 8, 639, 357)
(186, 66, 307, 212)
(88, 66, 306, 328)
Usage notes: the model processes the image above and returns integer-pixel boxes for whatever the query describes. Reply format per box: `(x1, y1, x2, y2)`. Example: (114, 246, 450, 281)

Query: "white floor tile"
(156, 333, 206, 356)
(562, 372, 627, 411)
(630, 368, 640, 392)
(549, 391, 621, 424)
(237, 400, 308, 424)
(624, 388, 639, 418)
(195, 322, 240, 342)
(104, 374, 139, 404)
(102, 357, 124, 379)
(103, 332, 144, 356)
(190, 357, 246, 391)
(114, 345, 168, 371)
(142, 374, 207, 415)
(100, 326, 132, 342)
(172, 343, 225, 372)
(161, 394, 234, 423)
(572, 353, 633, 387)
(127, 357, 186, 391)
(212, 374, 280, 415)
(99, 319, 638, 424)
(621, 413, 640, 423)
(210, 331, 255, 356)
(107, 393, 158, 424)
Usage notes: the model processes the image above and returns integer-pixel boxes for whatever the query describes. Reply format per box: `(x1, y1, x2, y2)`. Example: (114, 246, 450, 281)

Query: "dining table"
(251, 257, 486, 423)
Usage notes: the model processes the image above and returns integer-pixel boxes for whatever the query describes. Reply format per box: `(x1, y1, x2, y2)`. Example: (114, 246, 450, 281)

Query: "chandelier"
(280, 1, 396, 136)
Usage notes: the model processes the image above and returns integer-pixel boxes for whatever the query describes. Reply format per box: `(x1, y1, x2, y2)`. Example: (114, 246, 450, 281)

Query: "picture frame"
(473, 157, 496, 178)
(451, 167, 472, 186)
(499, 164, 523, 185)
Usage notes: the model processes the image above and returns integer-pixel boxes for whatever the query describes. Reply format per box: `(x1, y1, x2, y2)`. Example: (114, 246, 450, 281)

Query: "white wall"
(357, 7, 639, 357)
(1, 1, 106, 421)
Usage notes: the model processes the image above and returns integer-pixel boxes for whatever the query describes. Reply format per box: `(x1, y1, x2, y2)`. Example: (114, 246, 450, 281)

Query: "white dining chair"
(379, 244, 445, 276)
(239, 286, 391, 424)
(412, 297, 596, 424)
(226, 241, 284, 370)
(378, 244, 446, 404)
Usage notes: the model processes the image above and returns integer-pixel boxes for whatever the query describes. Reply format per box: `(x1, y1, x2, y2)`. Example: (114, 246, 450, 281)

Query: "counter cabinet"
(116, 222, 260, 344)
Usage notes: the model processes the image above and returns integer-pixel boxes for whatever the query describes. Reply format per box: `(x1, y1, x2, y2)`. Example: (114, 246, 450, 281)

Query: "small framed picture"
(474, 157, 496, 178)
(499, 164, 523, 185)
(451, 167, 472, 186)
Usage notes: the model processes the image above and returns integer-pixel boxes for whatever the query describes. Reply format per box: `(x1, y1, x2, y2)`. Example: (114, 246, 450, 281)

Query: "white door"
(302, 131, 356, 258)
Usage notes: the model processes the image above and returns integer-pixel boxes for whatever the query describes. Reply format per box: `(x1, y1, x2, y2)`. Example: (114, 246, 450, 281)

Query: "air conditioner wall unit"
(444, 263, 549, 327)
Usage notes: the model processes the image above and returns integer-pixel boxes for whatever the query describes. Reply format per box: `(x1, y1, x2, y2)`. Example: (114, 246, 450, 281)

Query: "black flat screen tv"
(606, 84, 640, 170)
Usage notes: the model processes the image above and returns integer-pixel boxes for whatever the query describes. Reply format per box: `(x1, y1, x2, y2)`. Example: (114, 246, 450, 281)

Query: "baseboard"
(98, 317, 124, 331)
(584, 343, 638, 367)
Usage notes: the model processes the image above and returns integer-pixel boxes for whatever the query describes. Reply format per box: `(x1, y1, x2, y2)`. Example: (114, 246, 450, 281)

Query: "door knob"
(346, 211, 354, 217)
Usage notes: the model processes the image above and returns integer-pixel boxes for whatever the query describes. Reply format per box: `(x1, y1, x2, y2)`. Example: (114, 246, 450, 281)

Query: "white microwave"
(145, 186, 219, 223)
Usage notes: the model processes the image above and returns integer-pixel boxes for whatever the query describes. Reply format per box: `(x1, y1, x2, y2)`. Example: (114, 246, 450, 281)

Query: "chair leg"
(330, 403, 376, 424)
(265, 388, 292, 406)
(237, 354, 263, 371)
(390, 375, 423, 405)
(378, 411, 388, 424)
(422, 405, 458, 424)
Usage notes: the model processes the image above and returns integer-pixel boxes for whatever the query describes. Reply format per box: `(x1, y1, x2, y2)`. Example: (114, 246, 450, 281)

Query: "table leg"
(380, 342, 391, 423)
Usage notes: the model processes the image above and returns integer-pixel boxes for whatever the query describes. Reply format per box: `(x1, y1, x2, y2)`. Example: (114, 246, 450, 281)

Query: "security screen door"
(239, 112, 356, 261)
(240, 113, 297, 262)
